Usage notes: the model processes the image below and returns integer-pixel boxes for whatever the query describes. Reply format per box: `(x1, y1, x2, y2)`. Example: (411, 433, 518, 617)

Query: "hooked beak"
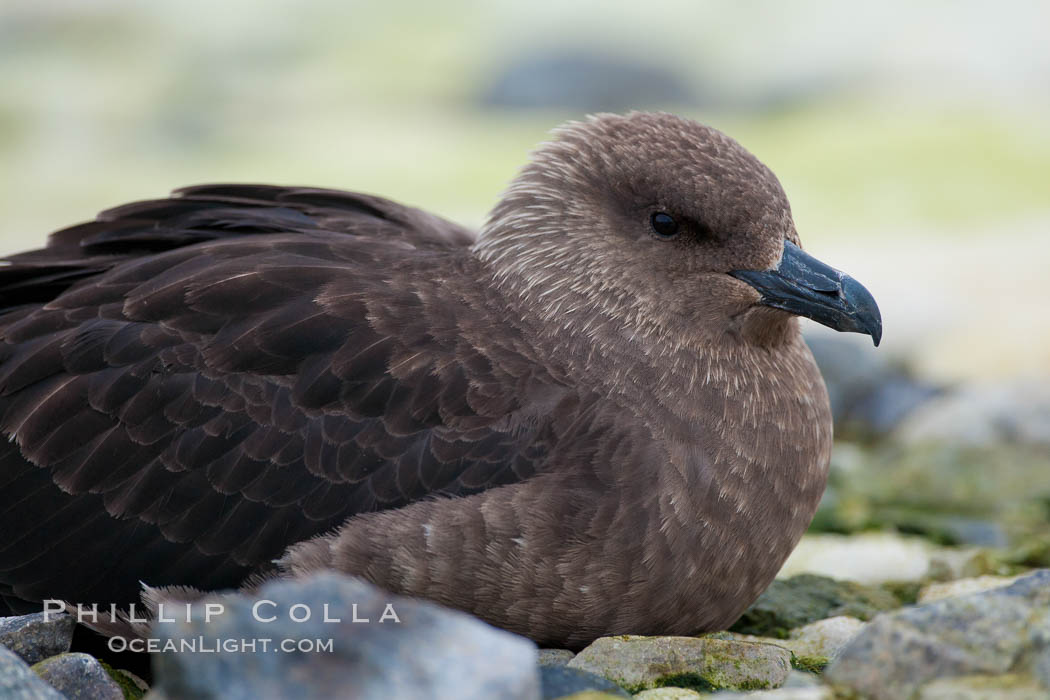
(729, 241, 882, 346)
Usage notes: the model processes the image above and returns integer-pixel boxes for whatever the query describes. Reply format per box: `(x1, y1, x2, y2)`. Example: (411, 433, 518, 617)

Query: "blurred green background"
(1, 0, 1048, 380)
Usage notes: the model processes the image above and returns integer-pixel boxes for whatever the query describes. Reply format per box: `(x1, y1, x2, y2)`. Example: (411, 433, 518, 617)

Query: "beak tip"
(867, 316, 883, 347)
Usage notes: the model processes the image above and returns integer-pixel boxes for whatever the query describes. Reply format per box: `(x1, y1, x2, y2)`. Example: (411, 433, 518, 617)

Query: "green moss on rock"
(623, 670, 771, 694)
(878, 580, 922, 605)
(810, 443, 1050, 551)
(730, 574, 902, 638)
(791, 654, 829, 674)
(1005, 534, 1050, 568)
(646, 673, 716, 693)
(99, 661, 147, 700)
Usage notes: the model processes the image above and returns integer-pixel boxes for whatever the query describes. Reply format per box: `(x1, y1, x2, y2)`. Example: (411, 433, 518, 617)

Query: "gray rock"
(826, 569, 1050, 699)
(926, 547, 1012, 582)
(917, 674, 1048, 699)
(0, 645, 64, 699)
(895, 380, 1050, 448)
(32, 652, 124, 700)
(805, 334, 940, 440)
(538, 648, 575, 667)
(150, 572, 539, 700)
(568, 635, 791, 692)
(633, 689, 704, 699)
(716, 616, 864, 668)
(539, 665, 628, 698)
(918, 575, 1024, 603)
(1037, 635, 1050, 690)
(481, 51, 696, 112)
(711, 688, 831, 699)
(785, 616, 865, 661)
(781, 670, 824, 688)
(0, 612, 76, 665)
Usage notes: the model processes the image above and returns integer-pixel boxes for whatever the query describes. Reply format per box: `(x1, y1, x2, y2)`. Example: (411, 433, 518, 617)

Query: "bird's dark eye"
(650, 212, 678, 239)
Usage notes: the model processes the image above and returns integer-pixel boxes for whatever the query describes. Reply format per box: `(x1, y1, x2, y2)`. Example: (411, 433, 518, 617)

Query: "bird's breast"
(642, 343, 832, 630)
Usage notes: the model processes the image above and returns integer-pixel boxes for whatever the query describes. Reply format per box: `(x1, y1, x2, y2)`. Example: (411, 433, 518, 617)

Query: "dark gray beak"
(730, 241, 882, 346)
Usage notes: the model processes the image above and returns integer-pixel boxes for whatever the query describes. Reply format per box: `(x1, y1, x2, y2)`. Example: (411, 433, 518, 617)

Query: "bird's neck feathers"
(473, 169, 680, 355)
(472, 161, 595, 312)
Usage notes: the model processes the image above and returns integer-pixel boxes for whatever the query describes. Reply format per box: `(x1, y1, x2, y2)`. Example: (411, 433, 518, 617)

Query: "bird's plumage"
(0, 185, 556, 610)
(0, 113, 877, 647)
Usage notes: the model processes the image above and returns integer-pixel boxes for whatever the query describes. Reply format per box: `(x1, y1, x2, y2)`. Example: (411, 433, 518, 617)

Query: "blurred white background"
(2, 0, 1048, 380)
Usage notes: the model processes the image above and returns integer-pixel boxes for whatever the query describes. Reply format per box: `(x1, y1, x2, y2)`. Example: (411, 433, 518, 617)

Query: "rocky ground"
(0, 336, 1048, 699)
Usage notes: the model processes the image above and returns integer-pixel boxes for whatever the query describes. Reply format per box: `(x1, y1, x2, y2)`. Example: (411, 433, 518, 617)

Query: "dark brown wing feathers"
(0, 184, 474, 312)
(0, 186, 560, 613)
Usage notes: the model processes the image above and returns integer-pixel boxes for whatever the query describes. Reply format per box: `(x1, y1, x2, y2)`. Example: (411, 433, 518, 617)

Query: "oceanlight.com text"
(108, 636, 336, 654)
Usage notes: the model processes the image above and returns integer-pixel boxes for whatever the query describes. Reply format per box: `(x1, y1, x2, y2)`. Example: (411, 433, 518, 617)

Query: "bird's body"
(0, 113, 879, 647)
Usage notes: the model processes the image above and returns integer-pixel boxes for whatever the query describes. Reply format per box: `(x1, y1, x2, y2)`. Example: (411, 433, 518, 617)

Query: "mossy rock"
(791, 654, 829, 674)
(99, 661, 147, 700)
(31, 652, 125, 700)
(568, 635, 790, 693)
(1004, 533, 1050, 568)
(878, 580, 922, 605)
(729, 574, 902, 638)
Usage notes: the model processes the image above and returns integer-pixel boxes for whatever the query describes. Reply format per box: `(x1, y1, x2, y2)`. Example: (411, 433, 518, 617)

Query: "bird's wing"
(0, 191, 568, 613)
(0, 184, 475, 310)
